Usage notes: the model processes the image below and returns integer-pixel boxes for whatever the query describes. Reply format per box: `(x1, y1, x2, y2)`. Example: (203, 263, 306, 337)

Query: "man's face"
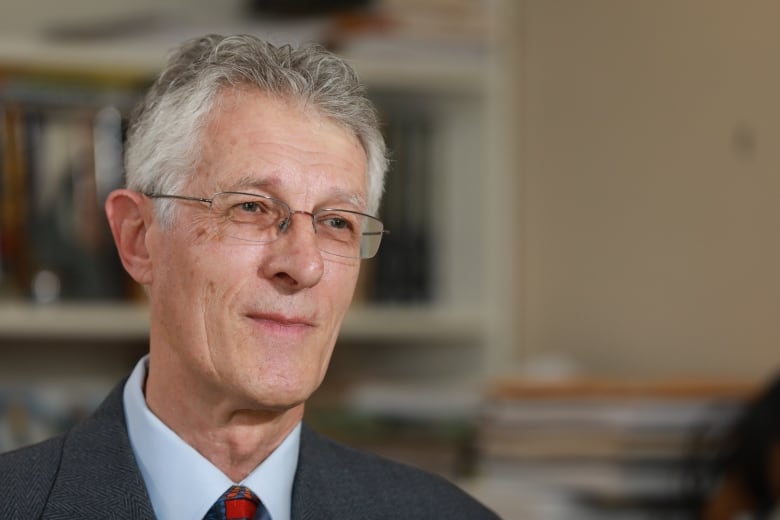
(145, 90, 367, 412)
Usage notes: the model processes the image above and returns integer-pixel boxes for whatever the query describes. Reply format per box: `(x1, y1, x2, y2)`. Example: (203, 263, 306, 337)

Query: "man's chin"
(249, 387, 314, 415)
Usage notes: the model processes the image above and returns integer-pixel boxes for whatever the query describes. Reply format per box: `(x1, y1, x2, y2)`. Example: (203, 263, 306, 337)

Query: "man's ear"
(105, 189, 153, 285)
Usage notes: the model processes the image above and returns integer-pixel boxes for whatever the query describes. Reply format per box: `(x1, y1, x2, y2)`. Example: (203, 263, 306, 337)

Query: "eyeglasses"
(144, 191, 386, 259)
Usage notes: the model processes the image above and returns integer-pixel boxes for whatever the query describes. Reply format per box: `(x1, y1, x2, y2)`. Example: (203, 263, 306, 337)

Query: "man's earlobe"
(105, 189, 153, 285)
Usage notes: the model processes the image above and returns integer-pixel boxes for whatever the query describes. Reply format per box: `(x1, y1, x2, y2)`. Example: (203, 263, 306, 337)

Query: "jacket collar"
(42, 379, 156, 519)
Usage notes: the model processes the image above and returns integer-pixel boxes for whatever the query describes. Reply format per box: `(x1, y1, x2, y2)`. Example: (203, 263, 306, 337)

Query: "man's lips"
(245, 312, 315, 328)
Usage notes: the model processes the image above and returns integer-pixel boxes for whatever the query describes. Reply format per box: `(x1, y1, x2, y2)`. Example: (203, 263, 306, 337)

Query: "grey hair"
(124, 34, 387, 224)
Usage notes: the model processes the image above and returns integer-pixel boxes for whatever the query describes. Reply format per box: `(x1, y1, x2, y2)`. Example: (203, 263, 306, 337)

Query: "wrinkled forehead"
(191, 89, 369, 208)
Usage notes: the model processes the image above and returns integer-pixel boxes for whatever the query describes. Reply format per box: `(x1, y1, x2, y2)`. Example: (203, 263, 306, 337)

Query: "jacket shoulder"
(0, 436, 65, 519)
(295, 425, 500, 519)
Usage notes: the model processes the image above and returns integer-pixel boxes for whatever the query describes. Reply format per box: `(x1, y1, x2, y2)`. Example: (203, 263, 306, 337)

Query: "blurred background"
(2, 1, 780, 518)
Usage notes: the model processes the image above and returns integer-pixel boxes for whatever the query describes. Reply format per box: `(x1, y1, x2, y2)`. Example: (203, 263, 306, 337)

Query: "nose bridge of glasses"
(279, 209, 317, 235)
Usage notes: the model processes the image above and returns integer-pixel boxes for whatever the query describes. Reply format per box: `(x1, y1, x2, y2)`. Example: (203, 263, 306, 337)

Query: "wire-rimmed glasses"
(144, 191, 386, 259)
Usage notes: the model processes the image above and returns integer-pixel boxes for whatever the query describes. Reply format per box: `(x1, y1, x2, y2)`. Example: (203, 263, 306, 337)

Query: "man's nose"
(262, 212, 324, 291)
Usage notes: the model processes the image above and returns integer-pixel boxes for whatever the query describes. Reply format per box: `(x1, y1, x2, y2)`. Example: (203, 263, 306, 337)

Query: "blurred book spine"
(367, 94, 434, 303)
(1, 104, 30, 298)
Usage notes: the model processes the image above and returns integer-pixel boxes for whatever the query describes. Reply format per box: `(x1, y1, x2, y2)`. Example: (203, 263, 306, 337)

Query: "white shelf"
(0, 302, 150, 341)
(0, 302, 484, 344)
(0, 35, 486, 94)
(342, 305, 484, 342)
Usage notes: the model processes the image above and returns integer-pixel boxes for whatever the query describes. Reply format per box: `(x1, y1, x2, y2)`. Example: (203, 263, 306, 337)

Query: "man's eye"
(323, 216, 352, 230)
(238, 201, 266, 213)
(329, 217, 348, 229)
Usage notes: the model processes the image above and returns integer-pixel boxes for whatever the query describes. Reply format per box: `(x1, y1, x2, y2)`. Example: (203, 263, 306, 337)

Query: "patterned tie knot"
(204, 485, 260, 520)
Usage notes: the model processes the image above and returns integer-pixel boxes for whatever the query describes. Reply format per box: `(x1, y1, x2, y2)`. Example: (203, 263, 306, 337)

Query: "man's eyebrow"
(326, 189, 366, 210)
(222, 174, 367, 210)
(221, 175, 278, 192)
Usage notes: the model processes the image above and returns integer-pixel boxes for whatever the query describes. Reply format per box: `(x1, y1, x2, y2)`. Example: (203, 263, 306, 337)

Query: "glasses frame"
(143, 191, 387, 259)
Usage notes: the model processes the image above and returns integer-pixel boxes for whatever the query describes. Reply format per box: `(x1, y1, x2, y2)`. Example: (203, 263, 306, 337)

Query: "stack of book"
(476, 378, 754, 516)
(0, 380, 114, 452)
(306, 379, 481, 480)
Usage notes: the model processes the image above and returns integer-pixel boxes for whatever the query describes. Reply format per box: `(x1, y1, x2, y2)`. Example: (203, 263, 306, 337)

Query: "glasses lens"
(360, 219, 385, 259)
(211, 192, 288, 243)
(315, 210, 384, 259)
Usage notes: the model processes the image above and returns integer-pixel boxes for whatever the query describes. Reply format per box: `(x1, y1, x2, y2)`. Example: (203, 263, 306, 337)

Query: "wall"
(518, 0, 780, 380)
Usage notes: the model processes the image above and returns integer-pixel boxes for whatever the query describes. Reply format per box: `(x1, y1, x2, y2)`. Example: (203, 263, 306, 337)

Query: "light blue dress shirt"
(123, 355, 300, 520)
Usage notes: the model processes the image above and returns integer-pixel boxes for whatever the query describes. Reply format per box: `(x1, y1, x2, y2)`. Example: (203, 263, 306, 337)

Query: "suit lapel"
(42, 381, 156, 519)
(291, 425, 326, 520)
(291, 425, 354, 520)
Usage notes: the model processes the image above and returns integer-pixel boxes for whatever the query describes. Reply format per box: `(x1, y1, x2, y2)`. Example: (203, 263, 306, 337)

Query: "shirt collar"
(123, 355, 300, 520)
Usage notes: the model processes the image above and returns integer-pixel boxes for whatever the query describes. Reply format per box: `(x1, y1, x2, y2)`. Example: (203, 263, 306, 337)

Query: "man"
(0, 34, 499, 519)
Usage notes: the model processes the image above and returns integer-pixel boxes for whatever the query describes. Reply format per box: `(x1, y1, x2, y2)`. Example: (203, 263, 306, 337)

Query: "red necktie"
(203, 485, 261, 520)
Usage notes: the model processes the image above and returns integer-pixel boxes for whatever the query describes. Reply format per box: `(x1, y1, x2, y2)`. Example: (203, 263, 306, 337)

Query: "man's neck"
(144, 361, 303, 482)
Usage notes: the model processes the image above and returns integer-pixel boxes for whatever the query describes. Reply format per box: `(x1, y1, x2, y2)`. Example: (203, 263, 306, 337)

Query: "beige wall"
(517, 0, 780, 380)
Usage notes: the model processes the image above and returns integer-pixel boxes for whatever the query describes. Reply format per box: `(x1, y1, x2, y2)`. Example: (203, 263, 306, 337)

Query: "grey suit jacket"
(0, 380, 500, 519)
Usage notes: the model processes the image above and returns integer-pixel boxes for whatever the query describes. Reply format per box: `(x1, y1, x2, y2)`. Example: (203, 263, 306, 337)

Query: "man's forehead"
(195, 89, 369, 206)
